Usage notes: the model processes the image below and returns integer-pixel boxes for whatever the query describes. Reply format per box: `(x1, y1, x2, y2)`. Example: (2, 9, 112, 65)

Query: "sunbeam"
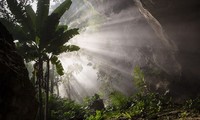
(1, 0, 200, 119)
(49, 0, 182, 101)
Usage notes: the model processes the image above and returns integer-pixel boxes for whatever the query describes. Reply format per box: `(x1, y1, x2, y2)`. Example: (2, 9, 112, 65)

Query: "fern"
(133, 66, 146, 93)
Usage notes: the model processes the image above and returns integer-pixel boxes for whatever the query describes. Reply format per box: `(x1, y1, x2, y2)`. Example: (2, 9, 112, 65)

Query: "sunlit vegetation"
(43, 67, 200, 120)
(0, 0, 200, 120)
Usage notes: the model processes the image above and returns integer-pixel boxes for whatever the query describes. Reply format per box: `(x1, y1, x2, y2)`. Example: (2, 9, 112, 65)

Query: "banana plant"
(1, 0, 79, 75)
(0, 0, 80, 120)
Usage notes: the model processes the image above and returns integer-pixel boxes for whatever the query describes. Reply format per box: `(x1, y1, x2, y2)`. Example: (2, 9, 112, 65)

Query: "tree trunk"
(44, 59, 50, 120)
(55, 77, 60, 97)
(38, 57, 43, 120)
(50, 64, 55, 95)
(56, 84, 59, 97)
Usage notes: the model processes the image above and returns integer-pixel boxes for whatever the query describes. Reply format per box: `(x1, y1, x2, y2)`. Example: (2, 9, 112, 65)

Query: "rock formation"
(139, 0, 200, 98)
(0, 22, 37, 120)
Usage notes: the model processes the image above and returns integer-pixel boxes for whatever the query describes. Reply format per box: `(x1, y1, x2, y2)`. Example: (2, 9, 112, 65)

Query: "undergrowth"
(48, 67, 200, 120)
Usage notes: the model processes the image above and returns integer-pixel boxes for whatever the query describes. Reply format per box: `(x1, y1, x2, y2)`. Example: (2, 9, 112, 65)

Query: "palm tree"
(0, 0, 80, 120)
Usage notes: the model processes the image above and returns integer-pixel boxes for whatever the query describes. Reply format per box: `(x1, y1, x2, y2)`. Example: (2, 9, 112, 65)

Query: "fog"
(42, 0, 199, 102)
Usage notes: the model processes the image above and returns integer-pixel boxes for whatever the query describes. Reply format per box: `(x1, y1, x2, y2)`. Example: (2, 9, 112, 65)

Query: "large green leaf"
(46, 28, 79, 53)
(36, 0, 50, 37)
(39, 13, 60, 48)
(36, 0, 50, 18)
(66, 45, 80, 51)
(40, 0, 72, 44)
(16, 42, 39, 62)
(38, 0, 75, 52)
(0, 18, 31, 42)
(4, 0, 78, 77)
(52, 45, 80, 55)
(53, 25, 69, 38)
(40, 24, 69, 49)
(25, 5, 36, 29)
(55, 28, 79, 46)
(25, 5, 36, 39)
(6, 0, 35, 38)
(40, 0, 72, 48)
(51, 0, 72, 19)
(6, 0, 26, 24)
(56, 25, 68, 33)
(51, 56, 64, 75)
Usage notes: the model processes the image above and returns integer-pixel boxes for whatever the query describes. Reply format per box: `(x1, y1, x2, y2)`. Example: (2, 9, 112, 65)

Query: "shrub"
(49, 95, 85, 120)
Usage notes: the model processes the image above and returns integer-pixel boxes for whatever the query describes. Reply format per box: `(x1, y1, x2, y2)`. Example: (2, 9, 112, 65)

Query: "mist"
(1, 0, 200, 119)
(45, 0, 196, 102)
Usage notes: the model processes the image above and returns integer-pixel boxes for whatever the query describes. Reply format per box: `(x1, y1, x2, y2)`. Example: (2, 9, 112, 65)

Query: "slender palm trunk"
(56, 77, 59, 97)
(44, 59, 50, 120)
(50, 65, 54, 95)
(38, 57, 43, 120)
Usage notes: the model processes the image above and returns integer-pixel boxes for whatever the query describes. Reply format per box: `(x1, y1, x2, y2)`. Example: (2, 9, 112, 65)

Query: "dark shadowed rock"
(0, 22, 37, 120)
(89, 94, 105, 111)
(140, 0, 200, 98)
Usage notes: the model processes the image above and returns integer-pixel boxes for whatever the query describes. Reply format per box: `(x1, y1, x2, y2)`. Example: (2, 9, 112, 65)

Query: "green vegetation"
(45, 92, 200, 120)
(1, 1, 200, 120)
(0, 0, 80, 120)
(42, 67, 200, 120)
(49, 95, 85, 120)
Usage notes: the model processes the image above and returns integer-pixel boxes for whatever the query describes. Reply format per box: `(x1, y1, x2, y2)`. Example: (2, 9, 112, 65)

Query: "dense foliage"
(46, 67, 200, 120)
(1, 1, 200, 120)
(0, 1, 80, 120)
(49, 95, 85, 120)
(47, 92, 200, 120)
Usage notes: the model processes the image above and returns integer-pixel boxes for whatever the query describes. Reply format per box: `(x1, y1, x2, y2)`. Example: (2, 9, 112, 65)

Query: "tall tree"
(0, 0, 80, 120)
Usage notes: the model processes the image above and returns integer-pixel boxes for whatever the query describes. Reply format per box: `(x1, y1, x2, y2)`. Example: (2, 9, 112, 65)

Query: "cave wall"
(0, 22, 37, 120)
(140, 0, 200, 97)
